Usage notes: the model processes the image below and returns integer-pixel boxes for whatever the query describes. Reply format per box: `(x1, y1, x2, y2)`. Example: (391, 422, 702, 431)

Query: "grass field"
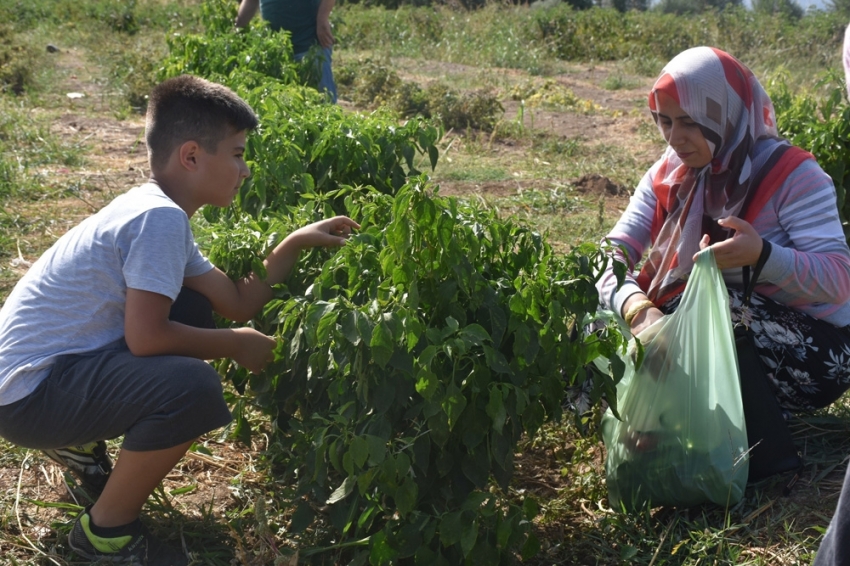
(1, 1, 849, 564)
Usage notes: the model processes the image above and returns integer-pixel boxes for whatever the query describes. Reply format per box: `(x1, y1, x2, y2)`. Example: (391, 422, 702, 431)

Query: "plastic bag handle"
(741, 240, 772, 306)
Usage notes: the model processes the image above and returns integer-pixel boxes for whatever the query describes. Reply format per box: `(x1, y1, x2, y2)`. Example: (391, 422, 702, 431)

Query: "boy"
(0, 75, 358, 564)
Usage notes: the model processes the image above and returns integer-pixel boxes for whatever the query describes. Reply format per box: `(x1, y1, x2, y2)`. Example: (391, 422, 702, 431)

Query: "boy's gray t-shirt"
(0, 182, 213, 406)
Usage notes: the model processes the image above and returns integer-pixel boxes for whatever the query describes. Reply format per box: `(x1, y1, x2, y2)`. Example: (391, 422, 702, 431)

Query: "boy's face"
(196, 129, 250, 208)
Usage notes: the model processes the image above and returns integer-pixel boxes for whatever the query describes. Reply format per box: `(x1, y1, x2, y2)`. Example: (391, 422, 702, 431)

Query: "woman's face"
(655, 92, 713, 169)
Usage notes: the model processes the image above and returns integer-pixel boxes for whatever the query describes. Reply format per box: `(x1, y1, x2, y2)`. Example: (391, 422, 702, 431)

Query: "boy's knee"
(123, 358, 230, 451)
(175, 359, 225, 402)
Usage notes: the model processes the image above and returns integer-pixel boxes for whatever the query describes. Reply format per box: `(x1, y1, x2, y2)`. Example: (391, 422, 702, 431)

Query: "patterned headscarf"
(636, 46, 804, 306)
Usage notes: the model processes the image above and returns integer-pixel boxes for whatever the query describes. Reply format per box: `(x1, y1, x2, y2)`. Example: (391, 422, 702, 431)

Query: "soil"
(355, 56, 660, 207)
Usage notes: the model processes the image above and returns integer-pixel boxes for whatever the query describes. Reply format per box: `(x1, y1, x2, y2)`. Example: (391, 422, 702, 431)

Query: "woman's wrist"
(624, 299, 656, 327)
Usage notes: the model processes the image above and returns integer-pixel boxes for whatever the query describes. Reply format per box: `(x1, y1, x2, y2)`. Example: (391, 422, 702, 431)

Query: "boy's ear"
(177, 140, 202, 171)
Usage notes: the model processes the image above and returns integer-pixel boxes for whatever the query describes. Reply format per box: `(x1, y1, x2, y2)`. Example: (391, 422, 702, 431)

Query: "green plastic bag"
(601, 249, 749, 511)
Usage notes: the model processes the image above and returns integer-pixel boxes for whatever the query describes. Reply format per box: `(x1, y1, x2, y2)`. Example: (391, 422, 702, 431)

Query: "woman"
(597, 46, 850, 413)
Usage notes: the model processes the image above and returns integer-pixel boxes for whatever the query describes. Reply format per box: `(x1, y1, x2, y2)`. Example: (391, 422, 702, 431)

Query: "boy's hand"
(191, 216, 361, 324)
(232, 327, 277, 374)
(285, 216, 360, 250)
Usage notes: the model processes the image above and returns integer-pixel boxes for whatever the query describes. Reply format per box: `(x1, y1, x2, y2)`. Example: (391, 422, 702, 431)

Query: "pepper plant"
(770, 72, 850, 240)
(165, 1, 630, 562)
(200, 179, 628, 564)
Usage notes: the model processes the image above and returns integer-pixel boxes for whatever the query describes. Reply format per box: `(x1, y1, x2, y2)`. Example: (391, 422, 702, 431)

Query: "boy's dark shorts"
(0, 287, 232, 451)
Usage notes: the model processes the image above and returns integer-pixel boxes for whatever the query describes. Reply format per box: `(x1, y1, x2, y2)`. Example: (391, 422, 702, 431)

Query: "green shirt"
(259, 0, 320, 54)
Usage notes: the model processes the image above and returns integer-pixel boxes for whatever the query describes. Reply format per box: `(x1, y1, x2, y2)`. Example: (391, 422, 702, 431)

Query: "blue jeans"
(295, 46, 337, 103)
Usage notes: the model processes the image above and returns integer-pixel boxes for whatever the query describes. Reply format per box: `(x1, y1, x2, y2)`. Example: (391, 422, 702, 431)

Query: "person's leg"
(727, 288, 850, 412)
(42, 441, 113, 497)
(34, 287, 217, 497)
(90, 440, 193, 527)
(294, 46, 337, 103)
(318, 46, 337, 103)
(814, 461, 850, 566)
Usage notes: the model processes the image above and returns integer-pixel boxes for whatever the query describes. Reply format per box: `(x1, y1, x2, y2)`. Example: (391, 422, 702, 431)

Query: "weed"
(441, 164, 509, 183)
(425, 83, 504, 131)
(0, 25, 39, 95)
(106, 39, 165, 113)
(490, 118, 531, 142)
(338, 57, 504, 131)
(510, 79, 602, 113)
(533, 135, 582, 158)
(603, 73, 640, 91)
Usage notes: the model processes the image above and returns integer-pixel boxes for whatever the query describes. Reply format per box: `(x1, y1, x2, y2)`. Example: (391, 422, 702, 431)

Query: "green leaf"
(305, 301, 336, 346)
(370, 320, 394, 368)
(442, 382, 468, 430)
(418, 345, 438, 367)
(395, 476, 418, 517)
(439, 511, 463, 547)
(428, 145, 439, 170)
(366, 434, 387, 466)
(445, 316, 459, 334)
(289, 501, 315, 533)
(461, 448, 489, 488)
(232, 401, 252, 446)
(486, 387, 507, 434)
(483, 346, 511, 374)
(521, 532, 541, 560)
(350, 436, 369, 469)
(316, 309, 339, 345)
(496, 510, 516, 549)
(522, 496, 540, 520)
(460, 519, 478, 558)
(459, 323, 491, 346)
(327, 475, 356, 504)
(394, 522, 423, 559)
(620, 545, 639, 560)
(415, 369, 439, 400)
(341, 310, 363, 345)
(412, 433, 431, 474)
(370, 530, 396, 566)
(358, 504, 377, 533)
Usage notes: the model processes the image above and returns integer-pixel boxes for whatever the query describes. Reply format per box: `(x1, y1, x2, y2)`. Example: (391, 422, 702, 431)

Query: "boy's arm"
(235, 0, 259, 28)
(184, 215, 359, 323)
(124, 288, 276, 374)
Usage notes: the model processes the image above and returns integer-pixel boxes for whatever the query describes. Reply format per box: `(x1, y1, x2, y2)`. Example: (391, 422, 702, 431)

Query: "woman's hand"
(630, 306, 665, 336)
(693, 216, 763, 269)
(622, 293, 665, 335)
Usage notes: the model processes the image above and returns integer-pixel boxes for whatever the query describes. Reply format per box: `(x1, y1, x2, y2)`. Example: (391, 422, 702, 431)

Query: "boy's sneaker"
(68, 507, 188, 565)
(43, 441, 113, 498)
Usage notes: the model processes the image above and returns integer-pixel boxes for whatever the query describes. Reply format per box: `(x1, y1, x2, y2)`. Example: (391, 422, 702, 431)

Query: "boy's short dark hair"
(145, 75, 258, 171)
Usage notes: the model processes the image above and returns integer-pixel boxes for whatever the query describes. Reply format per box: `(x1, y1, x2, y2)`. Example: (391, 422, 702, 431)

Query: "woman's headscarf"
(636, 46, 809, 306)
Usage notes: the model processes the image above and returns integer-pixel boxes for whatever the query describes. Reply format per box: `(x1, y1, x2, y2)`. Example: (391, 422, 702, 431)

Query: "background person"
(596, 46, 850, 415)
(236, 0, 338, 103)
